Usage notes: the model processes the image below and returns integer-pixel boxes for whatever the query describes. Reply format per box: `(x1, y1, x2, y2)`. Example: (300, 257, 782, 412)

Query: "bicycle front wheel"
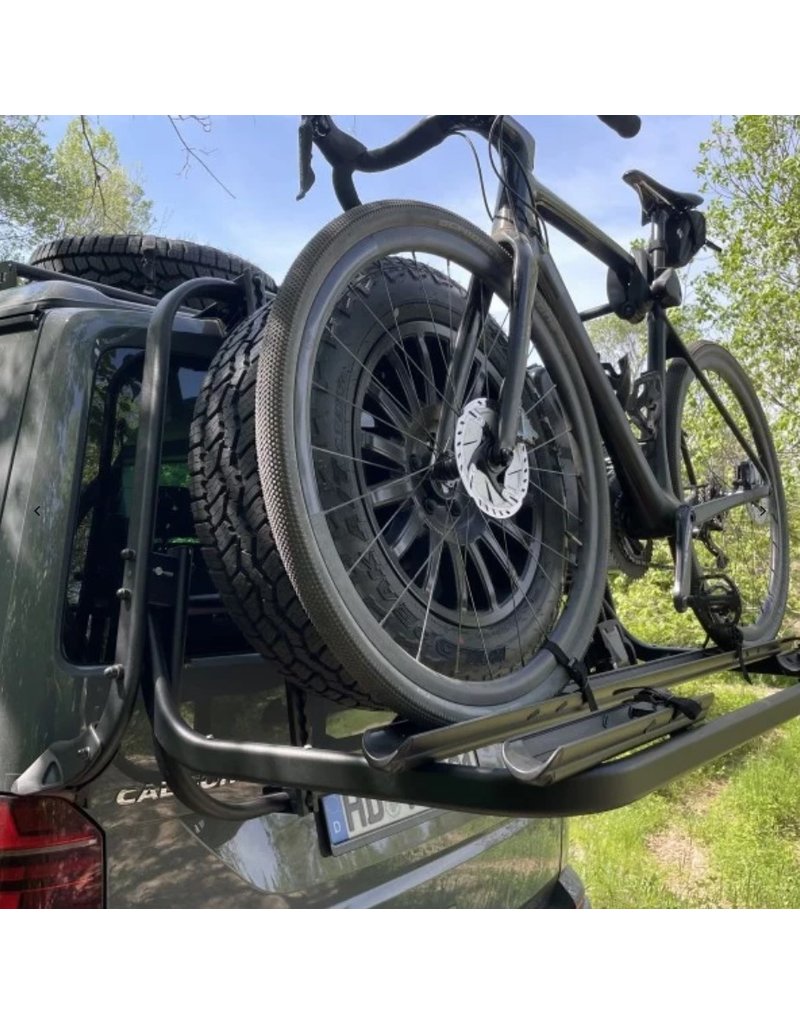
(256, 201, 609, 723)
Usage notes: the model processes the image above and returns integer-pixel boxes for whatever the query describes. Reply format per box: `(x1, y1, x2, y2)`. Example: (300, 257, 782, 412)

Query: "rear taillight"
(0, 795, 104, 908)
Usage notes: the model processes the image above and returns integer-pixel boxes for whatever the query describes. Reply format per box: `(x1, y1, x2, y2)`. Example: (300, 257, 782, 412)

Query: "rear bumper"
(526, 865, 589, 909)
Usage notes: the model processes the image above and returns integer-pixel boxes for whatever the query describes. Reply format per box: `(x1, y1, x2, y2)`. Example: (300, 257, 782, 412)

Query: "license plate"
(321, 751, 477, 855)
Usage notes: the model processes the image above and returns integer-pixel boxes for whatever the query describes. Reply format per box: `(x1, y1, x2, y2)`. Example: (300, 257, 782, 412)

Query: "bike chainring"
(608, 491, 653, 579)
(454, 398, 529, 519)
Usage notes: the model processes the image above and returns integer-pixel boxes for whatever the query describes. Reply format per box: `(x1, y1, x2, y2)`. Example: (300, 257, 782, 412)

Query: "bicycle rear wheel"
(256, 201, 609, 723)
(666, 341, 789, 646)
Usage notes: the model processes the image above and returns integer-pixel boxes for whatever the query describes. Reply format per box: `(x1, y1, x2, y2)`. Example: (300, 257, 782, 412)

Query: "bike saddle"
(623, 168, 703, 222)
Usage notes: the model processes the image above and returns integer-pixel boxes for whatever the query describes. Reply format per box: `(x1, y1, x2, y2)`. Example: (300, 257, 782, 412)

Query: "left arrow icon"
(33, 506, 41, 516)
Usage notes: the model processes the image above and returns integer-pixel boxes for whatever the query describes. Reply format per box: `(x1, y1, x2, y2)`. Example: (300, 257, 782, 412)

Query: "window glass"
(62, 341, 218, 663)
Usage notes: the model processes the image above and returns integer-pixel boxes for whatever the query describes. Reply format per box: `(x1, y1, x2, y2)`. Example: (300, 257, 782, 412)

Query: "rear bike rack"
(13, 276, 800, 821)
(146, 623, 800, 817)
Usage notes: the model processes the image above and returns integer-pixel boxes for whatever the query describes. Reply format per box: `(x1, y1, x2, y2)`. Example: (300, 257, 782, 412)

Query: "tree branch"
(79, 114, 110, 225)
(167, 115, 235, 199)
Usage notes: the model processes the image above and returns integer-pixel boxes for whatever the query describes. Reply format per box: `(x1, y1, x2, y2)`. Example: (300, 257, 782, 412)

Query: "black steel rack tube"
(10, 260, 166, 307)
(90, 277, 243, 783)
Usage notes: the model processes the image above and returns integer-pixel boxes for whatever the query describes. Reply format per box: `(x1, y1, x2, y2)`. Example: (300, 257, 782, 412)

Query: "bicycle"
(253, 115, 789, 726)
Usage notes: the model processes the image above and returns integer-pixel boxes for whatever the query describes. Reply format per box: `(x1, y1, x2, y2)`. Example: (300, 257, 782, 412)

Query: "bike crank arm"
(673, 504, 695, 612)
(692, 484, 771, 525)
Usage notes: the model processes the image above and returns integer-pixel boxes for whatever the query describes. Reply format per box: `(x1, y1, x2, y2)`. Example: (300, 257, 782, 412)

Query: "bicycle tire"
(256, 201, 610, 724)
(665, 341, 789, 646)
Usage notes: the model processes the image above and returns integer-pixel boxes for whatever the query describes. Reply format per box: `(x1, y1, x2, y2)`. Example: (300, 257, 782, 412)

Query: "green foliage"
(691, 116, 800, 631)
(0, 115, 153, 260)
(694, 116, 800, 444)
(0, 116, 60, 258)
(53, 118, 152, 237)
(586, 314, 647, 377)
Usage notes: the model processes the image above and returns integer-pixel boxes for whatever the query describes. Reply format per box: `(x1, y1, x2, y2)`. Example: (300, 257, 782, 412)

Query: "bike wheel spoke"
(500, 517, 575, 570)
(319, 466, 430, 516)
(414, 329, 439, 407)
(368, 468, 429, 509)
(313, 381, 424, 446)
(376, 264, 432, 414)
(476, 509, 552, 638)
(411, 252, 453, 402)
(499, 522, 525, 667)
(481, 519, 530, 661)
(525, 428, 573, 457)
(312, 444, 407, 474)
(327, 325, 414, 431)
(524, 465, 580, 478)
(417, 520, 450, 660)
(354, 271, 456, 415)
(478, 284, 491, 403)
(378, 506, 465, 628)
(525, 475, 581, 521)
(460, 544, 494, 680)
(384, 348, 423, 416)
(444, 258, 456, 371)
(524, 381, 557, 419)
(448, 543, 467, 677)
(347, 486, 426, 576)
(484, 307, 509, 363)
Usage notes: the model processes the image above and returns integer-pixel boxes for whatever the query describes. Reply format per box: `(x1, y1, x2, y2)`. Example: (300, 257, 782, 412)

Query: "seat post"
(649, 209, 668, 274)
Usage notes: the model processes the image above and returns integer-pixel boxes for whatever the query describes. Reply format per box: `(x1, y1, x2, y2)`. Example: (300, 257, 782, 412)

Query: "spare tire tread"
(29, 234, 277, 306)
(188, 301, 381, 709)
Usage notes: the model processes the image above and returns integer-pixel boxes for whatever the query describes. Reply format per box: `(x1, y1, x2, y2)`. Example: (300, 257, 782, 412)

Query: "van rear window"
(62, 343, 248, 665)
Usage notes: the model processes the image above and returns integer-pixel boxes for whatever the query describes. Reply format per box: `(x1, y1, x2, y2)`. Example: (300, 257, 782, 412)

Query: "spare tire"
(188, 299, 381, 709)
(29, 234, 277, 308)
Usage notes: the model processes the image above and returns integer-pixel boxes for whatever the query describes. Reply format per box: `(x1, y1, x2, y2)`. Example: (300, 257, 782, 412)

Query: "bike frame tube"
(509, 171, 769, 538)
(476, 161, 681, 536)
(536, 250, 680, 533)
(533, 180, 636, 281)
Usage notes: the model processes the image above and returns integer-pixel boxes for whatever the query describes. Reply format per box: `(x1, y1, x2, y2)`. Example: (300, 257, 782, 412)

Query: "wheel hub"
(454, 398, 529, 519)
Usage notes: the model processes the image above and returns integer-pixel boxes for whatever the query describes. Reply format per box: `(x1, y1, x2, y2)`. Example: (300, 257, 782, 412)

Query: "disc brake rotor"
(454, 398, 529, 519)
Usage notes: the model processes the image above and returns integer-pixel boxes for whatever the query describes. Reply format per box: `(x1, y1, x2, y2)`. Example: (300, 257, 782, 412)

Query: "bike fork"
(431, 235, 540, 465)
(433, 274, 494, 457)
(495, 233, 539, 461)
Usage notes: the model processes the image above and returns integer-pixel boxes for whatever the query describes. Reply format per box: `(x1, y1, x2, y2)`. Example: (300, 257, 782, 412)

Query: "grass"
(570, 674, 800, 908)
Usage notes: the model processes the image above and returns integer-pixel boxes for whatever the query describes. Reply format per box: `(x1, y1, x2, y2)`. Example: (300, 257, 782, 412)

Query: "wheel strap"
(543, 640, 598, 711)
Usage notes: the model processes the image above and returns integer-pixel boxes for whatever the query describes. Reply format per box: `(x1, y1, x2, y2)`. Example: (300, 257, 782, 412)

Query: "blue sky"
(41, 115, 720, 310)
